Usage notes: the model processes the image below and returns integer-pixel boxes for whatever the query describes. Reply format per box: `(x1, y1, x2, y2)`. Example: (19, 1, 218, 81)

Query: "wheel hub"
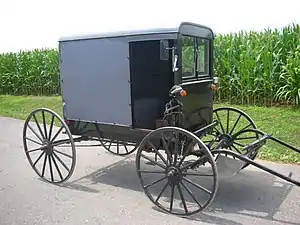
(219, 133, 233, 148)
(166, 166, 182, 185)
(42, 139, 53, 154)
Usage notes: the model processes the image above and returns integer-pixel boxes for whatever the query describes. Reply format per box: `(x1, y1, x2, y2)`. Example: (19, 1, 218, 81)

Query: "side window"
(196, 38, 209, 76)
(181, 35, 195, 79)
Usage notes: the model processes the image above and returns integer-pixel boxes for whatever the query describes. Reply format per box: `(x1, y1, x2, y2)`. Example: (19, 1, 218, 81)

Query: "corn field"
(0, 24, 300, 107)
(0, 48, 60, 95)
(214, 24, 300, 107)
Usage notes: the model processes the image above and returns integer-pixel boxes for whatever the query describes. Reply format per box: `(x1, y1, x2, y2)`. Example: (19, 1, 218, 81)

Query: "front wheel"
(23, 108, 76, 184)
(206, 107, 259, 169)
(136, 126, 219, 216)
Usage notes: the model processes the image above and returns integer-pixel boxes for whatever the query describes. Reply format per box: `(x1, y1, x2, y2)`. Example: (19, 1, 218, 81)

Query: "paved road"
(0, 116, 299, 225)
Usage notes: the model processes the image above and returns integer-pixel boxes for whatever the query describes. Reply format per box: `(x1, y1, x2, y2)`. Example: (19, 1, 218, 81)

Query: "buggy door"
(178, 35, 214, 129)
(129, 39, 174, 129)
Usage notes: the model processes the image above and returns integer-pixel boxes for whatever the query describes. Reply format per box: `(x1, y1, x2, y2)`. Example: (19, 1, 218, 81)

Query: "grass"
(0, 95, 299, 164)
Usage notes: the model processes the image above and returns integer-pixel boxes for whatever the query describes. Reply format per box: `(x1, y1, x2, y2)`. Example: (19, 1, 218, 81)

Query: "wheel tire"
(210, 107, 259, 169)
(136, 126, 219, 216)
(23, 108, 76, 184)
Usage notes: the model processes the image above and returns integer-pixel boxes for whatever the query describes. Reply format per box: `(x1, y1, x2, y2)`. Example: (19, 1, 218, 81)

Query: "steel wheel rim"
(203, 107, 259, 167)
(136, 126, 219, 216)
(23, 108, 76, 184)
(99, 138, 138, 156)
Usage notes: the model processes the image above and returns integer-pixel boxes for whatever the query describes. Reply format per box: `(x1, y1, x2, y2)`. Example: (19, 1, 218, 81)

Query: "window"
(181, 36, 195, 79)
(181, 35, 210, 80)
(196, 38, 209, 77)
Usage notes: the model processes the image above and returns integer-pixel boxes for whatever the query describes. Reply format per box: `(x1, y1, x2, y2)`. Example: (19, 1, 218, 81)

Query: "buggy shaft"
(212, 149, 300, 187)
(243, 128, 300, 154)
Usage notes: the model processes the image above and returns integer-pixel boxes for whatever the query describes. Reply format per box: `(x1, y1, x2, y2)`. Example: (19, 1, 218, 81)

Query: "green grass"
(0, 95, 299, 164)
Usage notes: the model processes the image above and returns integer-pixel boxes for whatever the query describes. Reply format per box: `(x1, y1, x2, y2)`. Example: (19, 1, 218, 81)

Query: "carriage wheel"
(136, 126, 218, 216)
(99, 138, 138, 156)
(23, 108, 76, 184)
(205, 107, 259, 169)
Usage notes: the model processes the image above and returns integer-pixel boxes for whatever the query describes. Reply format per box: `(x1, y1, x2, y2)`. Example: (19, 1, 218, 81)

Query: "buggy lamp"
(180, 89, 187, 97)
(211, 76, 218, 92)
(211, 84, 217, 92)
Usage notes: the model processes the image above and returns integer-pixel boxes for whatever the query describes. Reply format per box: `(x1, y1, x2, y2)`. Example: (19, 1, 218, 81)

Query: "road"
(0, 116, 299, 225)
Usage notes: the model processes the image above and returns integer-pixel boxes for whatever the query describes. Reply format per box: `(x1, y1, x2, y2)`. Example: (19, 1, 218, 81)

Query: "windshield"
(181, 35, 209, 80)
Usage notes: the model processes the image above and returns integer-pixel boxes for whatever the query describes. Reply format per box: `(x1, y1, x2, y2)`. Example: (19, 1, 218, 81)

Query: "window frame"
(180, 34, 210, 82)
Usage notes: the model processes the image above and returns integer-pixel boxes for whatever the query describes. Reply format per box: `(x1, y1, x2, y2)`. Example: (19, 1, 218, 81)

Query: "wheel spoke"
(27, 123, 43, 142)
(155, 181, 169, 203)
(52, 139, 73, 147)
(226, 109, 230, 134)
(180, 180, 202, 208)
(214, 111, 225, 133)
(23, 109, 76, 184)
(232, 123, 252, 136)
(233, 141, 245, 147)
(180, 155, 207, 171)
(25, 137, 42, 145)
(136, 126, 218, 216)
(50, 154, 63, 180)
(53, 148, 73, 159)
(173, 131, 179, 165)
(50, 126, 64, 143)
(183, 177, 212, 195)
(32, 114, 45, 140)
(33, 151, 45, 167)
(107, 141, 112, 149)
(124, 143, 129, 153)
(117, 140, 119, 154)
(169, 184, 175, 212)
(48, 154, 54, 182)
(161, 133, 172, 164)
(176, 140, 196, 167)
(52, 151, 70, 172)
(141, 153, 166, 169)
(213, 127, 222, 135)
(144, 176, 167, 189)
(42, 111, 48, 139)
(231, 144, 243, 154)
(229, 114, 242, 135)
(27, 146, 44, 153)
(177, 183, 188, 214)
(41, 153, 47, 177)
(147, 140, 168, 166)
(48, 114, 55, 140)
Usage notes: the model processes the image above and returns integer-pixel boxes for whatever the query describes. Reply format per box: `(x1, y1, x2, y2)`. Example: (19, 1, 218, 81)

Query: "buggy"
(22, 22, 300, 216)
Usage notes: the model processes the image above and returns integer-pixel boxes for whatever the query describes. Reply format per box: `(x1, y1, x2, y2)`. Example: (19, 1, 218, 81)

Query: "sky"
(0, 0, 300, 53)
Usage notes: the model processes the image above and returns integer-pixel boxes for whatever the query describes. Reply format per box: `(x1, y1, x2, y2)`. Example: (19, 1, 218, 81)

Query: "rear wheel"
(23, 108, 76, 184)
(99, 138, 138, 156)
(136, 126, 218, 216)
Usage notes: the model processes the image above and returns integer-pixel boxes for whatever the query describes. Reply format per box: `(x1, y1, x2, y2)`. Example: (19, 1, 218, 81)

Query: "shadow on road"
(59, 155, 297, 225)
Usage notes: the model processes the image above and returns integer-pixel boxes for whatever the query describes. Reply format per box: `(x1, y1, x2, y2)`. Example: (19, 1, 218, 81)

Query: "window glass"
(181, 35, 195, 78)
(181, 35, 210, 80)
(196, 38, 209, 76)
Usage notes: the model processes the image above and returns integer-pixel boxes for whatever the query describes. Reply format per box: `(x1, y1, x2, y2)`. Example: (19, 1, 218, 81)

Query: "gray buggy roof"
(58, 22, 214, 42)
